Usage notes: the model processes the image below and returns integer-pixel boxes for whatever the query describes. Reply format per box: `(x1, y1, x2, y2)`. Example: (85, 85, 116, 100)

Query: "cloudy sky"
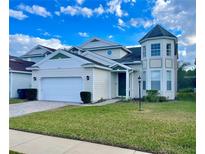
(9, 0, 196, 64)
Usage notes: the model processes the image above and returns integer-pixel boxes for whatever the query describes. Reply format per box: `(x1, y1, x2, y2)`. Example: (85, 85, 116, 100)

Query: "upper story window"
(151, 70, 161, 90)
(166, 44, 171, 56)
(151, 43, 160, 56)
(142, 46, 146, 58)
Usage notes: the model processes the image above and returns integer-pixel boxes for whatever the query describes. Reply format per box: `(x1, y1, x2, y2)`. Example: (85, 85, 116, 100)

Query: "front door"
(118, 73, 126, 96)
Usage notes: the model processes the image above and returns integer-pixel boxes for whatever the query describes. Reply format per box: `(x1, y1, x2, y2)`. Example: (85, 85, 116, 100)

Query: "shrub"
(17, 89, 37, 100)
(159, 96, 167, 102)
(177, 92, 196, 101)
(25, 89, 37, 100)
(143, 90, 167, 102)
(146, 90, 159, 96)
(179, 88, 194, 93)
(80, 91, 91, 104)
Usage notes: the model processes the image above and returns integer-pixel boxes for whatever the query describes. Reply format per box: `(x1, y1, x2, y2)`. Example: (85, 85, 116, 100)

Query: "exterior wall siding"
(126, 64, 141, 98)
(22, 56, 45, 63)
(92, 68, 111, 101)
(111, 73, 117, 98)
(9, 72, 32, 98)
(92, 48, 127, 59)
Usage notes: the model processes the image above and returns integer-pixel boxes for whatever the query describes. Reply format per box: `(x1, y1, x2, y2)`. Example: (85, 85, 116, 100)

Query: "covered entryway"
(40, 77, 83, 103)
(111, 64, 132, 99)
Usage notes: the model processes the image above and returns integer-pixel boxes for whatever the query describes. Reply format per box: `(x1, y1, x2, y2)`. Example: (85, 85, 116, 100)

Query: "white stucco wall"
(9, 72, 32, 98)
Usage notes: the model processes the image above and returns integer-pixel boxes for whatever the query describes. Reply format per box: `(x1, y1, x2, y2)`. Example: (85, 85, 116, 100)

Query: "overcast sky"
(9, 0, 196, 64)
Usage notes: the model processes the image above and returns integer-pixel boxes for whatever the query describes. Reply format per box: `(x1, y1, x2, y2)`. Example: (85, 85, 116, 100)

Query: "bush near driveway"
(143, 90, 167, 102)
(80, 91, 91, 103)
(17, 89, 37, 100)
(10, 101, 195, 154)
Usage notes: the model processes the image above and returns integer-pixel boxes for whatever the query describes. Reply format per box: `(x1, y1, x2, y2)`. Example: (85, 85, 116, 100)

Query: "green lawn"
(9, 150, 22, 154)
(9, 99, 27, 104)
(10, 101, 195, 154)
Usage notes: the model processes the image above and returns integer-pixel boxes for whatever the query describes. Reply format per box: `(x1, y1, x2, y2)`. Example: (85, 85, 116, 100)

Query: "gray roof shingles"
(9, 56, 35, 72)
(115, 47, 141, 63)
(139, 24, 177, 42)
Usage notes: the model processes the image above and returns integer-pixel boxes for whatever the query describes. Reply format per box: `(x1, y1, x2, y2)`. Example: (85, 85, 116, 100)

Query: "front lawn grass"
(9, 150, 22, 154)
(9, 99, 27, 104)
(10, 101, 195, 154)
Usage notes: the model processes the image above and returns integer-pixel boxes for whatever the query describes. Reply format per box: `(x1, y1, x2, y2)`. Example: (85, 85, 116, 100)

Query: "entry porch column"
(126, 70, 130, 100)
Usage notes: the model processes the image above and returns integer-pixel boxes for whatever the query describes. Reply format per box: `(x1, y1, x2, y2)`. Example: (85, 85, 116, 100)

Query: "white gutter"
(82, 64, 112, 71)
(139, 36, 177, 43)
(109, 63, 132, 70)
(121, 61, 141, 65)
(9, 70, 32, 74)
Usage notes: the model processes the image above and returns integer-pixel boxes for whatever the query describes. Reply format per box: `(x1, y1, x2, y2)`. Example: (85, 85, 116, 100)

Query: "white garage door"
(41, 77, 83, 103)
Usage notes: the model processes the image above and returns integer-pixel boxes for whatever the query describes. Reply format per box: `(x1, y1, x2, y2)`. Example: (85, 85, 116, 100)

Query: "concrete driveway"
(9, 101, 79, 118)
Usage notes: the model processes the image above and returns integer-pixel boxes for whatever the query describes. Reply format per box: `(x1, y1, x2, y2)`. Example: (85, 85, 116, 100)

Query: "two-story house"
(25, 24, 177, 103)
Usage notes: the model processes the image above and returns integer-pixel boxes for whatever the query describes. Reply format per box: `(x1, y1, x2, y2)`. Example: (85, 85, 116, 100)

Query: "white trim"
(21, 45, 54, 58)
(92, 68, 95, 102)
(126, 70, 130, 99)
(110, 63, 132, 70)
(126, 45, 141, 48)
(82, 64, 112, 71)
(82, 50, 116, 65)
(9, 70, 32, 74)
(82, 50, 133, 70)
(139, 36, 177, 43)
(121, 61, 141, 65)
(31, 49, 90, 68)
(10, 72, 13, 98)
(80, 37, 119, 48)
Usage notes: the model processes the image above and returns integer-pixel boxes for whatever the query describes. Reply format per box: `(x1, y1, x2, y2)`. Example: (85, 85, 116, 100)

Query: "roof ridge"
(139, 24, 177, 42)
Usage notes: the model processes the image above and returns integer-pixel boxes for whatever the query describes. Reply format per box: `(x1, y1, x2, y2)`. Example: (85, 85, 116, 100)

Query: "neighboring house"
(9, 56, 35, 98)
(20, 45, 56, 63)
(27, 24, 178, 103)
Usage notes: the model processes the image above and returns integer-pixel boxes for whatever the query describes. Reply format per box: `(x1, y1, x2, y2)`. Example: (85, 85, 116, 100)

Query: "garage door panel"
(41, 77, 82, 103)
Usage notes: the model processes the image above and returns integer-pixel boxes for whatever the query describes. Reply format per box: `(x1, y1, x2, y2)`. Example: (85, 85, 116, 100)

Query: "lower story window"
(167, 70, 172, 90)
(151, 71, 160, 90)
(143, 71, 146, 90)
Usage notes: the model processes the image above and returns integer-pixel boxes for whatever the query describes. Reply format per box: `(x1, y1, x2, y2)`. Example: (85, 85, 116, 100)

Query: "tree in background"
(177, 62, 196, 90)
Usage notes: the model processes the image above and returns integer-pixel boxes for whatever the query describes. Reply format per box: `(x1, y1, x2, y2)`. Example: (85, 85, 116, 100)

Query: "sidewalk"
(10, 129, 151, 154)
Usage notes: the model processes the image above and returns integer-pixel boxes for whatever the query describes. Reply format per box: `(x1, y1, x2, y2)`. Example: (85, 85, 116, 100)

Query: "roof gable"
(139, 24, 177, 42)
(50, 53, 70, 59)
(21, 45, 56, 57)
(80, 37, 120, 49)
